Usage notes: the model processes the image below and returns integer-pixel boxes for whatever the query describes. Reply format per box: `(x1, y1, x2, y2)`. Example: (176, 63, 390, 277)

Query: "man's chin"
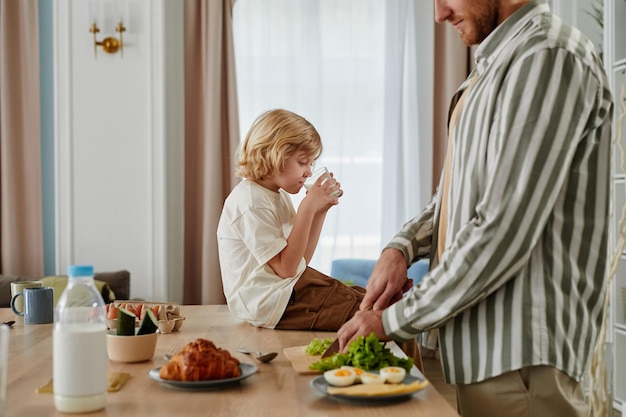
(459, 32, 478, 46)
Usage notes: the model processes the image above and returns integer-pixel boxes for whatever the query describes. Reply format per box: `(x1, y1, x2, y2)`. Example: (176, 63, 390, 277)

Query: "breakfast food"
(322, 364, 412, 395)
(107, 301, 185, 332)
(159, 339, 241, 381)
(305, 337, 334, 355)
(340, 366, 364, 383)
(360, 372, 385, 385)
(116, 307, 138, 336)
(379, 366, 406, 383)
(326, 379, 429, 396)
(324, 368, 356, 387)
(309, 333, 413, 372)
(136, 309, 158, 335)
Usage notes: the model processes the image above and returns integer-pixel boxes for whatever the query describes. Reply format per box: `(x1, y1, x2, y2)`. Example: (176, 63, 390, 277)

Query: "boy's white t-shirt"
(217, 179, 305, 328)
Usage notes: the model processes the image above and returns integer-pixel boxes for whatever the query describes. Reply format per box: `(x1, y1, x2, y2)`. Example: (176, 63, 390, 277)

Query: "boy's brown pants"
(276, 267, 366, 331)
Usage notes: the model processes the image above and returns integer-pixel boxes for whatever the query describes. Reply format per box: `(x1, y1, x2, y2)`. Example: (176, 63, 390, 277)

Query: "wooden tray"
(283, 345, 322, 375)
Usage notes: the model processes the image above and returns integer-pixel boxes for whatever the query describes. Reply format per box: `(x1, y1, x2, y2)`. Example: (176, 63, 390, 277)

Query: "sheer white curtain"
(233, 0, 432, 274)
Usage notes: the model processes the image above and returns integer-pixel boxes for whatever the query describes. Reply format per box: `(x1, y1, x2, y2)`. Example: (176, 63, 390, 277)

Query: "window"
(233, 0, 431, 273)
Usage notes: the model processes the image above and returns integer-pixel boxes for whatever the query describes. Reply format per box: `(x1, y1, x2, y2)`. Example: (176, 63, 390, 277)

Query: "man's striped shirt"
(383, 0, 614, 384)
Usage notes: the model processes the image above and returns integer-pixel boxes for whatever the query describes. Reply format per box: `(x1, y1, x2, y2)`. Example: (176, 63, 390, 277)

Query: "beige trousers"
(456, 366, 588, 417)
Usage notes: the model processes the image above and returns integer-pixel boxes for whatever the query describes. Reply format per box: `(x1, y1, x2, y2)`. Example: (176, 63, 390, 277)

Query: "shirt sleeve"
(385, 192, 437, 266)
(233, 206, 288, 267)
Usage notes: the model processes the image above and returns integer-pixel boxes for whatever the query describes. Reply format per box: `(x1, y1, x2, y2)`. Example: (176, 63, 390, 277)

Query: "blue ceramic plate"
(149, 363, 258, 388)
(310, 372, 427, 402)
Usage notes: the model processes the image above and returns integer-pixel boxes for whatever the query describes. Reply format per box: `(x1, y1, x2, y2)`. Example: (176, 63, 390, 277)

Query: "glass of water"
(304, 167, 341, 197)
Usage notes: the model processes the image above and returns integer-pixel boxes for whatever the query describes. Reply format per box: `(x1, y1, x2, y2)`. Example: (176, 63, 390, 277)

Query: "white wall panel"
(53, 0, 184, 302)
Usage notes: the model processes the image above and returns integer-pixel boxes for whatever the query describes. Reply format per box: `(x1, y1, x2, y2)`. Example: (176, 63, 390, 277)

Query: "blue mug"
(10, 287, 54, 324)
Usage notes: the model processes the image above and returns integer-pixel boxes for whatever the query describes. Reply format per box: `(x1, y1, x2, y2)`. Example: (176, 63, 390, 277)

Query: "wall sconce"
(89, 21, 126, 58)
(88, 0, 129, 60)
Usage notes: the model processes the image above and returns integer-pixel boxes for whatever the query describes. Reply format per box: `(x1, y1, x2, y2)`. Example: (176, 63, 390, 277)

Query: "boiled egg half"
(360, 372, 386, 385)
(324, 368, 356, 387)
(379, 366, 406, 384)
(340, 366, 365, 383)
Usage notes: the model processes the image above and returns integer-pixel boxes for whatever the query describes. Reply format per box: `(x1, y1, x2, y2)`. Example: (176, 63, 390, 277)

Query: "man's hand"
(360, 248, 412, 311)
(337, 309, 389, 352)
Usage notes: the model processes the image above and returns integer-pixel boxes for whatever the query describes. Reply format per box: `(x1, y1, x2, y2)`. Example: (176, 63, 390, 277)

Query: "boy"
(217, 109, 366, 330)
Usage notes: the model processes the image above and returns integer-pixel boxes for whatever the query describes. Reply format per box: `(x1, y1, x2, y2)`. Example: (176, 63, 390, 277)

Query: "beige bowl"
(107, 330, 157, 363)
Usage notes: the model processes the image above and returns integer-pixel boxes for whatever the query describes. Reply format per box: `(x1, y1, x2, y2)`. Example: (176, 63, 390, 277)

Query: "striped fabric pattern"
(382, 0, 613, 385)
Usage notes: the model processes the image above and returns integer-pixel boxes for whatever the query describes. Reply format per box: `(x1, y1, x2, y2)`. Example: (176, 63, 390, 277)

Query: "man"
(336, 1, 613, 416)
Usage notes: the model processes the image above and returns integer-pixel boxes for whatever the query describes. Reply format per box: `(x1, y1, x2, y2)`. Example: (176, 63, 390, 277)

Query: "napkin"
(36, 372, 131, 393)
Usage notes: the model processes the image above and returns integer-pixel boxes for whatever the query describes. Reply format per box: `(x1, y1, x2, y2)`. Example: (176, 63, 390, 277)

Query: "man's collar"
(473, 0, 550, 76)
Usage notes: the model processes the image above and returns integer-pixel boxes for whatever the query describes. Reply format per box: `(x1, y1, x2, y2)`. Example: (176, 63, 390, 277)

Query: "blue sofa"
(330, 258, 429, 288)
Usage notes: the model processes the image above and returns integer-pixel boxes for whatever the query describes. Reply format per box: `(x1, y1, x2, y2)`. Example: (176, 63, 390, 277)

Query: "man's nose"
(434, 0, 451, 24)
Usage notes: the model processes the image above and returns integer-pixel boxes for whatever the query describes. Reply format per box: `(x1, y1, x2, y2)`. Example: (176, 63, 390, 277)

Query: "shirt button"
(345, 294, 353, 301)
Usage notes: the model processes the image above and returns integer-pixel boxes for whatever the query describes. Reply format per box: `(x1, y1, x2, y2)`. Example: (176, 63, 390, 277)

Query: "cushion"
(94, 270, 130, 300)
(330, 258, 429, 288)
(330, 259, 377, 288)
(0, 275, 28, 308)
(39, 276, 115, 306)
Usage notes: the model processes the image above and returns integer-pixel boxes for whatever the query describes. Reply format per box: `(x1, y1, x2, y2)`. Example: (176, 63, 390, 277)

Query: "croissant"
(159, 338, 241, 381)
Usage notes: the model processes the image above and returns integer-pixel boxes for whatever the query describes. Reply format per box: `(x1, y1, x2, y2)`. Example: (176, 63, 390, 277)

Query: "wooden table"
(1, 305, 460, 417)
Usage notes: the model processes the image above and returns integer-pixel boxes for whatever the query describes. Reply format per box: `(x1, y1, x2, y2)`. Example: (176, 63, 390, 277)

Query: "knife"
(321, 338, 340, 358)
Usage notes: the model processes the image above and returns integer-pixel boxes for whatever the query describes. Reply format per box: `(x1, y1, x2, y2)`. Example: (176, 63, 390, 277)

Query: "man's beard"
(460, 0, 500, 46)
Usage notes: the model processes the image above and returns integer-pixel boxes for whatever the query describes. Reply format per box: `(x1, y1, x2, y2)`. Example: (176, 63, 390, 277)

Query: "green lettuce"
(304, 337, 335, 356)
(308, 333, 414, 372)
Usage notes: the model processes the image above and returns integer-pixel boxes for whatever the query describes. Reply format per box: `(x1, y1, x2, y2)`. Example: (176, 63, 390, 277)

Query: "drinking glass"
(304, 167, 341, 197)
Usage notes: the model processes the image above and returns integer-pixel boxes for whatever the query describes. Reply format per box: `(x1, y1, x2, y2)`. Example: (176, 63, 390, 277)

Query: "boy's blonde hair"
(236, 109, 322, 180)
